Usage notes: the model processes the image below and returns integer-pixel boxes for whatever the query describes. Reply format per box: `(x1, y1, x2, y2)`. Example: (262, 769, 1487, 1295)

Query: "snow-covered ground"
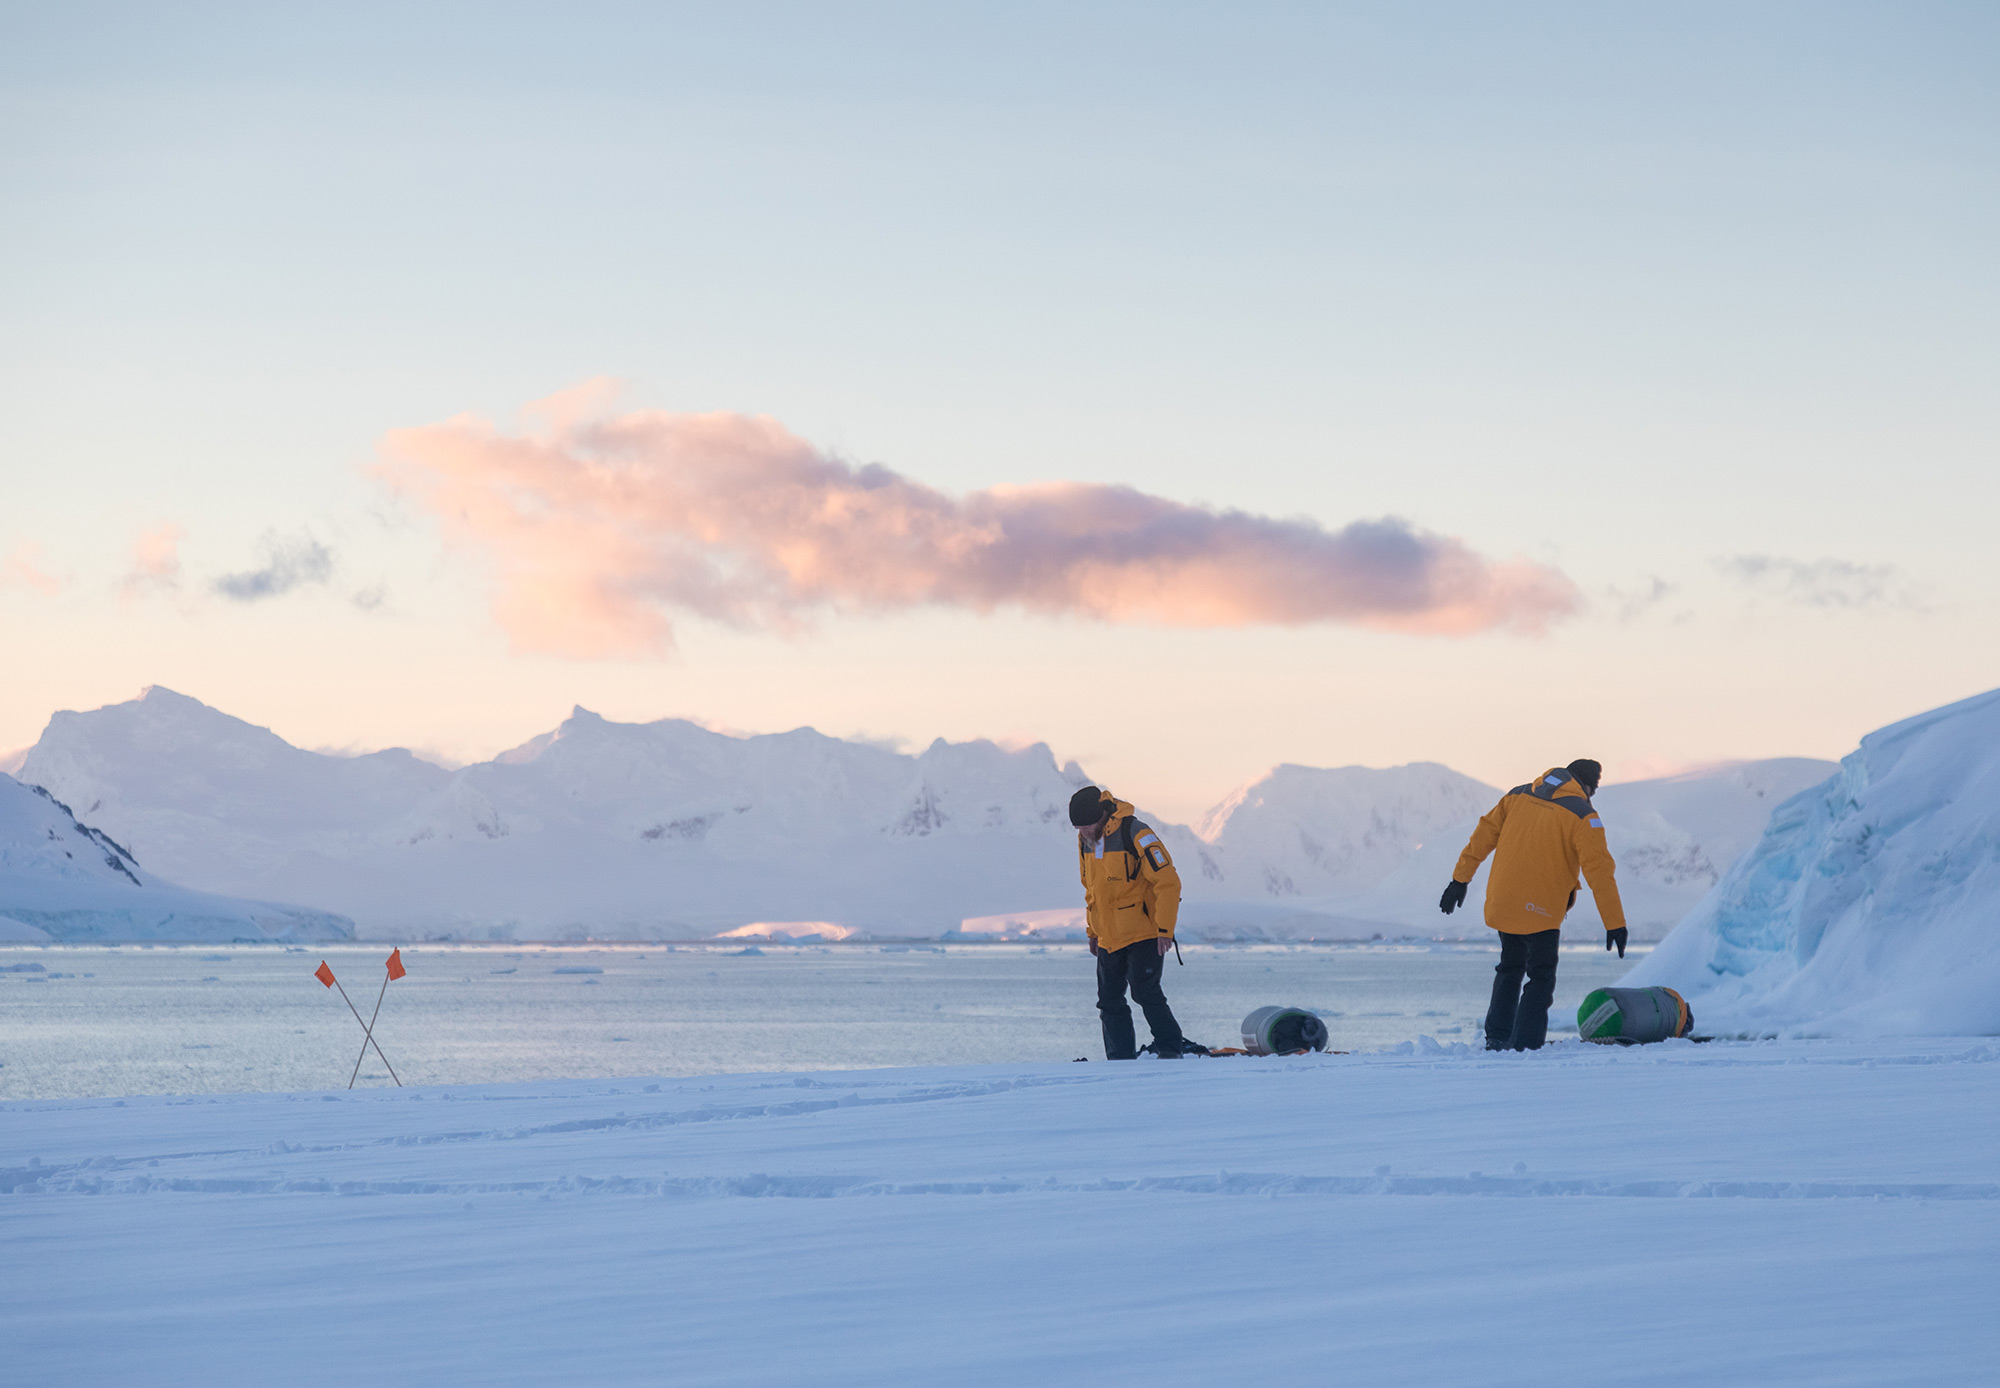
(12, 686, 1834, 943)
(6, 1041, 1996, 1386)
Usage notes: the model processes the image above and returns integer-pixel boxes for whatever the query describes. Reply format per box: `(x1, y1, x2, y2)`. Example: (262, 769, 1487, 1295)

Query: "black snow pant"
(1096, 939, 1184, 1060)
(1485, 929, 1561, 1051)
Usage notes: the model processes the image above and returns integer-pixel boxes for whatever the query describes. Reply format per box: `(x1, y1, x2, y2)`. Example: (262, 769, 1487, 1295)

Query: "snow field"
(7, 1039, 1998, 1386)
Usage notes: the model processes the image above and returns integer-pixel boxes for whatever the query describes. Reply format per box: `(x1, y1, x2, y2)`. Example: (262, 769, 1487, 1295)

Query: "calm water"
(0, 941, 1647, 1099)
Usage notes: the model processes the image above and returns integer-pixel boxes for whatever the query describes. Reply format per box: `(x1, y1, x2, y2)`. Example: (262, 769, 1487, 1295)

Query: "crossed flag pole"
(315, 950, 406, 1088)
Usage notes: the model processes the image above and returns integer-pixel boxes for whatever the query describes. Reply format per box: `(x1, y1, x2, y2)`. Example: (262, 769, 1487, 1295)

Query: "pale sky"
(3, 2, 1996, 823)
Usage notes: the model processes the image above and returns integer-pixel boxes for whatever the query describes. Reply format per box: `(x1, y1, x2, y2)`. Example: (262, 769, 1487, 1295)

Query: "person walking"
(1069, 785, 1196, 1059)
(1439, 760, 1629, 1051)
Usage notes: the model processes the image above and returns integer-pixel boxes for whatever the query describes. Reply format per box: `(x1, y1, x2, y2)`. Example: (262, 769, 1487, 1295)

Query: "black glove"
(1088, 938, 1105, 958)
(1605, 927, 1628, 959)
(1438, 880, 1468, 915)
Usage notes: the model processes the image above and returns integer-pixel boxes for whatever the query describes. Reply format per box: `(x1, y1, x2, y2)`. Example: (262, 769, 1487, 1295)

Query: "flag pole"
(315, 956, 404, 1090)
(330, 976, 371, 1038)
(348, 968, 400, 1089)
(323, 968, 402, 1089)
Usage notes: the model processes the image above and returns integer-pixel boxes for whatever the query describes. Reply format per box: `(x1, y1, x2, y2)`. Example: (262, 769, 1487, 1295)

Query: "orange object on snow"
(385, 948, 406, 980)
(315, 961, 336, 988)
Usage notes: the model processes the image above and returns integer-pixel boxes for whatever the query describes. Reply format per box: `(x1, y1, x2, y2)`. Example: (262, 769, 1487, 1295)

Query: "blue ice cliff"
(1628, 687, 2000, 1035)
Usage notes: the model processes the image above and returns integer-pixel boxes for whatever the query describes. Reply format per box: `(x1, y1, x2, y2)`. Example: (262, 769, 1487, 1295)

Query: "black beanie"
(1068, 786, 1111, 827)
(1566, 760, 1603, 794)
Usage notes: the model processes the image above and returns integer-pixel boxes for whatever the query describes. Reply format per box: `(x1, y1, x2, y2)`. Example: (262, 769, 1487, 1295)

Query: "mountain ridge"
(12, 686, 1834, 942)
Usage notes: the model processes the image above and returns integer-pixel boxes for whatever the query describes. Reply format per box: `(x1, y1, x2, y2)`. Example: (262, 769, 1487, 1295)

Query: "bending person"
(1070, 785, 1196, 1059)
(1439, 760, 1629, 1051)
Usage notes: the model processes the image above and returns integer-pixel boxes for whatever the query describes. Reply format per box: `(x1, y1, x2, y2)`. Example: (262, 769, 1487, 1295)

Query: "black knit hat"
(1566, 760, 1603, 794)
(1068, 786, 1111, 827)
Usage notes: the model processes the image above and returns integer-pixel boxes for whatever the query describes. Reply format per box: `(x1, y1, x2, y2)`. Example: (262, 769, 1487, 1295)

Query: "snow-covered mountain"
(0, 773, 354, 943)
(15, 686, 1835, 944)
(1627, 689, 2000, 1035)
(21, 686, 453, 889)
(19, 688, 1097, 939)
(1189, 762, 1499, 899)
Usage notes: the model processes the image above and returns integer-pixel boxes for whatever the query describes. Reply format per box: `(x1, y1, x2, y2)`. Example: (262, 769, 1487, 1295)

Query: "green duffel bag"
(1578, 986, 1693, 1044)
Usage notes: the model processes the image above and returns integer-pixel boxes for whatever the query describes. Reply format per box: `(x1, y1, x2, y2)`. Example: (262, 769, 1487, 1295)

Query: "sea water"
(0, 941, 1646, 1099)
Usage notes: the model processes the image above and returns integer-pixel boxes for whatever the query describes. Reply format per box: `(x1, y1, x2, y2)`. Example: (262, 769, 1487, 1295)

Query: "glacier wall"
(1626, 688, 2000, 1035)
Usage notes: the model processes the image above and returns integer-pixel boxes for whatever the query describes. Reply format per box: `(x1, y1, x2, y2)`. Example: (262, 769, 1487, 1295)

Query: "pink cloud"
(120, 523, 186, 597)
(3, 542, 65, 596)
(376, 388, 1580, 658)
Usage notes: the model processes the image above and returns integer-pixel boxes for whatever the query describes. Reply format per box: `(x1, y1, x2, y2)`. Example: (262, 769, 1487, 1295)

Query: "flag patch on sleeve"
(1588, 816, 1603, 829)
(1146, 844, 1169, 869)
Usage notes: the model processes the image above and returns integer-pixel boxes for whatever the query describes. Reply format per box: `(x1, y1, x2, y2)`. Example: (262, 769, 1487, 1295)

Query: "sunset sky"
(3, 3, 1996, 823)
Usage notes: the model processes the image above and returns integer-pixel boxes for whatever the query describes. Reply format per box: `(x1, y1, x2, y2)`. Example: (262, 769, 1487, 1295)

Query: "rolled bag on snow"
(1578, 986, 1693, 1043)
(1241, 1005, 1329, 1055)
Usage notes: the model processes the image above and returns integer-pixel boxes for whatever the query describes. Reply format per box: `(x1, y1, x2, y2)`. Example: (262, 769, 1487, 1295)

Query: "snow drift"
(1626, 688, 2000, 1035)
(0, 773, 354, 943)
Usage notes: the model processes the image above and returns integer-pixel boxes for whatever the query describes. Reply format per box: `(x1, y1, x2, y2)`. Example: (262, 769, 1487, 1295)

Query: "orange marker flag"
(315, 955, 401, 1087)
(385, 948, 406, 981)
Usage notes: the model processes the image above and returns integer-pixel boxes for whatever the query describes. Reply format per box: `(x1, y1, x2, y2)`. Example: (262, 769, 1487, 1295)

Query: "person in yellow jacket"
(1439, 759, 1629, 1051)
(1069, 785, 1194, 1059)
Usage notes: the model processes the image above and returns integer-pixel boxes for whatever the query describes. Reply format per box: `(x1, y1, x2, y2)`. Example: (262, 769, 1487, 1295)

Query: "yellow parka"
(1079, 794, 1182, 952)
(1452, 768, 1627, 936)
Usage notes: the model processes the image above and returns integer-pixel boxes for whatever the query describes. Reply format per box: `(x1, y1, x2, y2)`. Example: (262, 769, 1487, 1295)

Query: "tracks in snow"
(10, 1053, 1998, 1205)
(12, 1168, 1999, 1203)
